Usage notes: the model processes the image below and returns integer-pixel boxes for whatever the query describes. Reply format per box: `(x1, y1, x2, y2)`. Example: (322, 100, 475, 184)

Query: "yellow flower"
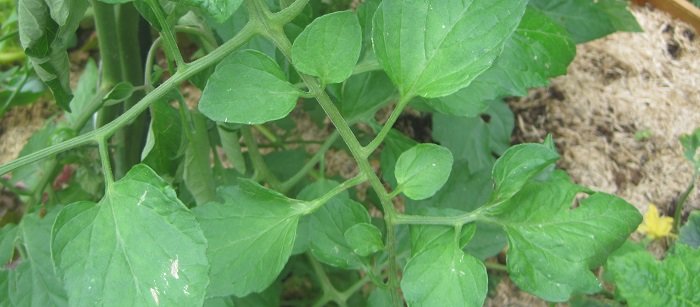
(637, 204, 674, 239)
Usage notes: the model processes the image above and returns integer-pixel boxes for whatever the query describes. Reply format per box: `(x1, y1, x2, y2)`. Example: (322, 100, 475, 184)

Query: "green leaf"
(199, 50, 300, 124)
(372, 0, 527, 98)
(102, 82, 135, 106)
(394, 143, 453, 200)
(407, 161, 492, 213)
(291, 11, 362, 84)
(66, 59, 98, 126)
(298, 180, 371, 269)
(529, 0, 641, 44)
(17, 0, 87, 110)
(0, 224, 16, 267)
(339, 71, 395, 123)
(463, 222, 507, 260)
(51, 165, 209, 306)
(427, 88, 492, 118)
(607, 244, 700, 306)
(401, 230, 487, 307)
(344, 223, 384, 257)
(380, 129, 418, 187)
(486, 174, 642, 302)
(489, 143, 559, 206)
(680, 211, 700, 249)
(183, 0, 242, 23)
(142, 98, 184, 177)
(192, 180, 305, 297)
(184, 110, 217, 205)
(7, 208, 67, 306)
(444, 7, 576, 110)
(680, 128, 700, 171)
(431, 101, 514, 171)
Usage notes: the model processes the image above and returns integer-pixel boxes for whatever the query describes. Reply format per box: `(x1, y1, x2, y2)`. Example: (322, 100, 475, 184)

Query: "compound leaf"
(401, 227, 487, 307)
(298, 180, 371, 269)
(193, 180, 305, 297)
(292, 11, 362, 84)
(486, 174, 642, 302)
(394, 144, 453, 200)
(51, 165, 209, 307)
(372, 0, 527, 98)
(199, 50, 300, 124)
(607, 244, 700, 306)
(344, 223, 384, 257)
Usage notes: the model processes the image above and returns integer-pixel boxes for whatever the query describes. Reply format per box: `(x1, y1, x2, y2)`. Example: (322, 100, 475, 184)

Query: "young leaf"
(607, 244, 700, 306)
(401, 233, 487, 307)
(486, 174, 642, 302)
(66, 59, 98, 126)
(51, 165, 210, 307)
(529, 0, 641, 44)
(184, 110, 217, 205)
(291, 11, 362, 84)
(192, 180, 306, 297)
(7, 208, 67, 306)
(102, 82, 135, 106)
(394, 144, 453, 200)
(298, 180, 371, 269)
(680, 211, 700, 248)
(489, 143, 559, 206)
(372, 0, 528, 98)
(344, 223, 384, 257)
(199, 50, 301, 124)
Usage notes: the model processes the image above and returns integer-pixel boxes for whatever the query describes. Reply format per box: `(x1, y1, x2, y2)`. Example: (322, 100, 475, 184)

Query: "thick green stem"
(91, 0, 123, 90)
(0, 24, 257, 176)
(98, 137, 114, 187)
(114, 3, 148, 179)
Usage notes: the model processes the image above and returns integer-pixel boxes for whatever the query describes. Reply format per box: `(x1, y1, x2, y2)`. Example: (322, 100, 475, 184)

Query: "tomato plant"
(1, 0, 649, 306)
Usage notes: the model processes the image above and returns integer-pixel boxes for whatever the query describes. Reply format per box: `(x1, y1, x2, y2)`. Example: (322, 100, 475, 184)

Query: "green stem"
(0, 51, 25, 64)
(254, 124, 282, 148)
(308, 253, 343, 307)
(98, 137, 114, 187)
(0, 23, 257, 176)
(146, 0, 186, 68)
(91, 0, 123, 90)
(116, 3, 148, 178)
(484, 262, 508, 272)
(260, 24, 402, 306)
(363, 98, 411, 157)
(394, 209, 485, 226)
(280, 132, 339, 193)
(241, 126, 282, 188)
(352, 58, 382, 75)
(305, 174, 366, 214)
(673, 176, 696, 232)
(272, 0, 310, 24)
(143, 37, 162, 91)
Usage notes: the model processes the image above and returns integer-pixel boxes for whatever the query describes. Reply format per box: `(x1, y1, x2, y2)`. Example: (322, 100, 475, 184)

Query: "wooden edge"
(633, 0, 700, 33)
